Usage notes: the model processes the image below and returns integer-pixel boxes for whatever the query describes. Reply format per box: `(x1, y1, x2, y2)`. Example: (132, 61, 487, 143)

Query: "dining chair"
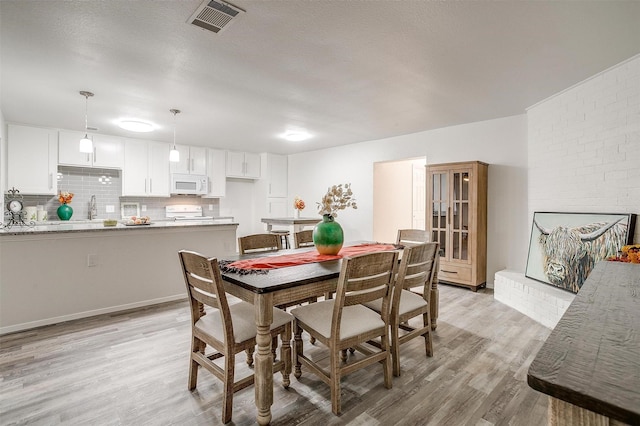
(294, 229, 314, 248)
(178, 250, 293, 424)
(238, 233, 282, 254)
(396, 229, 430, 246)
(364, 242, 439, 376)
(291, 250, 399, 415)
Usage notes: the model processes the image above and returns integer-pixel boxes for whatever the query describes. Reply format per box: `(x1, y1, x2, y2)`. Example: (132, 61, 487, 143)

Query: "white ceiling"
(1, 1, 639, 155)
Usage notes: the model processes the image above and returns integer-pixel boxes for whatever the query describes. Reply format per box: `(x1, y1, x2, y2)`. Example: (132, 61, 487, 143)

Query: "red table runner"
(221, 243, 398, 273)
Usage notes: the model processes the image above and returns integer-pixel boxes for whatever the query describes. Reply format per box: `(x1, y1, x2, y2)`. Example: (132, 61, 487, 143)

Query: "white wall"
(528, 55, 640, 244)
(289, 114, 529, 285)
(373, 159, 414, 243)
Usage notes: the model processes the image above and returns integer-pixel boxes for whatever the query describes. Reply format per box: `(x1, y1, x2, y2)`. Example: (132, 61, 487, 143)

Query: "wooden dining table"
(219, 243, 440, 425)
(220, 246, 341, 425)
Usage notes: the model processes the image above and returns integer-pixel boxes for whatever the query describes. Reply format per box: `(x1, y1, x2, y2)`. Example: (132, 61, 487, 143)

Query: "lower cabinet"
(7, 124, 58, 195)
(122, 139, 170, 197)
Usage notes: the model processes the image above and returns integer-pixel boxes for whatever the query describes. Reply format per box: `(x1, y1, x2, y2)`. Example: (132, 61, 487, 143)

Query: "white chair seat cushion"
(364, 289, 427, 316)
(291, 300, 385, 340)
(195, 301, 293, 344)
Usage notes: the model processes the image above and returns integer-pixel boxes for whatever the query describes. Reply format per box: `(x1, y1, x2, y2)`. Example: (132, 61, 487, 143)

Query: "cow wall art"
(525, 212, 636, 293)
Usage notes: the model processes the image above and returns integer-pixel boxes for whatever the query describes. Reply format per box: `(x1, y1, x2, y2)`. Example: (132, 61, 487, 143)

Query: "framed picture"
(525, 212, 636, 293)
(121, 202, 140, 219)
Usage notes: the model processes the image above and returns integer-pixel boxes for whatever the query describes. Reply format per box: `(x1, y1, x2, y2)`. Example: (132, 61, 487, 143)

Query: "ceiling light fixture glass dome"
(118, 120, 155, 133)
(282, 131, 311, 142)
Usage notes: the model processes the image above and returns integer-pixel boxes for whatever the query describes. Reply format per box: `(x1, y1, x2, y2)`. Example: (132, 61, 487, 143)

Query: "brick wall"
(495, 55, 639, 328)
(528, 55, 640, 243)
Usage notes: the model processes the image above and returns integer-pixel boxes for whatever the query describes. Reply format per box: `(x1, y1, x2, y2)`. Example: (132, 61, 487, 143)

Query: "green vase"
(313, 214, 344, 255)
(57, 203, 73, 221)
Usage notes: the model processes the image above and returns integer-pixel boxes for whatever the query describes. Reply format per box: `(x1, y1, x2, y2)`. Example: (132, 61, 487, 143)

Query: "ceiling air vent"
(188, 0, 245, 34)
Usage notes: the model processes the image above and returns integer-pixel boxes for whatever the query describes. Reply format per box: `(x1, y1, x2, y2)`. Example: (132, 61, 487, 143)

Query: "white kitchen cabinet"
(122, 139, 170, 197)
(226, 151, 261, 179)
(267, 197, 288, 217)
(58, 130, 124, 169)
(265, 153, 287, 197)
(169, 144, 207, 175)
(7, 124, 58, 195)
(203, 148, 226, 198)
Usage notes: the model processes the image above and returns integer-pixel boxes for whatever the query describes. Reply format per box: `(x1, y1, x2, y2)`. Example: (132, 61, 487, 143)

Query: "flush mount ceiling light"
(282, 131, 311, 142)
(169, 109, 181, 163)
(79, 91, 94, 153)
(118, 120, 155, 133)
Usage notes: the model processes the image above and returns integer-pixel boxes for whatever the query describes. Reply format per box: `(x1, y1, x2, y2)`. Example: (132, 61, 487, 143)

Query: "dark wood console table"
(527, 261, 640, 425)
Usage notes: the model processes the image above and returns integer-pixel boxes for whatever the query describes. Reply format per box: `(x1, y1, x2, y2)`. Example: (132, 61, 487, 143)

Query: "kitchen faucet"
(89, 195, 97, 220)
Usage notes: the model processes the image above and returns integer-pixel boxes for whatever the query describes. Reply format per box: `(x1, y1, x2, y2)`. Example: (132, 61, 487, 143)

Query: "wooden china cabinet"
(426, 161, 488, 291)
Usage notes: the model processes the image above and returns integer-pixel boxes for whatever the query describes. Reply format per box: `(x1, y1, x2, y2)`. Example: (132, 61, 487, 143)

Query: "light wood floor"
(0, 285, 550, 425)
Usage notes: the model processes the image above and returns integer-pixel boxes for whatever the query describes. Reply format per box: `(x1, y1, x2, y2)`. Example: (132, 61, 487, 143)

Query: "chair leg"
(245, 347, 254, 367)
(272, 336, 278, 360)
(380, 330, 392, 389)
(294, 322, 303, 379)
(424, 312, 433, 357)
(222, 350, 235, 424)
(280, 324, 292, 388)
(330, 349, 342, 415)
(391, 320, 401, 377)
(188, 336, 201, 390)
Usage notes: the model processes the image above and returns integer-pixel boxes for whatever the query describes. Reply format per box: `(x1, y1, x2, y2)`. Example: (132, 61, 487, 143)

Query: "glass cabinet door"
(451, 169, 470, 262)
(430, 172, 448, 258)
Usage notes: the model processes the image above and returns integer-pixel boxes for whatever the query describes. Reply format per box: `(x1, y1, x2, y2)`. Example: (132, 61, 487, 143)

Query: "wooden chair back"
(332, 250, 399, 340)
(396, 229, 430, 246)
(392, 243, 439, 312)
(294, 230, 314, 248)
(238, 233, 282, 254)
(178, 250, 234, 344)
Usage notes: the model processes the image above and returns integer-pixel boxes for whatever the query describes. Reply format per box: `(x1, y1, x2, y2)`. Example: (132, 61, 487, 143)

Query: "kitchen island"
(0, 220, 238, 334)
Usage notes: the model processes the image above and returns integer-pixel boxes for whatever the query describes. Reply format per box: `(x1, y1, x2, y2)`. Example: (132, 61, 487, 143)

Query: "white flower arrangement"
(317, 183, 357, 218)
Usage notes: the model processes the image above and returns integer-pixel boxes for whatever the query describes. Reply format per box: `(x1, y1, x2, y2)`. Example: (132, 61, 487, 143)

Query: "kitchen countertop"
(0, 218, 237, 236)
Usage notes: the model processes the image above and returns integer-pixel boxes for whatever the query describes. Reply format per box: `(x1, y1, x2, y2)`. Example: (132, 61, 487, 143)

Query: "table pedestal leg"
(254, 294, 273, 426)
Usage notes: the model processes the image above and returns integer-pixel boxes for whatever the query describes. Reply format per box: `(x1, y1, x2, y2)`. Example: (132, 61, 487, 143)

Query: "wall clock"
(2, 187, 34, 229)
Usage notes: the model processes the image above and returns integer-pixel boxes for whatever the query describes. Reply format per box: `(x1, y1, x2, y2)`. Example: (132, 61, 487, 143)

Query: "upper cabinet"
(7, 124, 58, 195)
(226, 151, 261, 179)
(122, 139, 171, 197)
(203, 149, 226, 198)
(169, 144, 207, 175)
(426, 161, 488, 292)
(265, 153, 287, 197)
(58, 130, 124, 169)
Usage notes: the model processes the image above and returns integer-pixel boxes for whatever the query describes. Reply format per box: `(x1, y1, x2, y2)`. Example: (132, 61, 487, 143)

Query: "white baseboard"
(0, 294, 187, 336)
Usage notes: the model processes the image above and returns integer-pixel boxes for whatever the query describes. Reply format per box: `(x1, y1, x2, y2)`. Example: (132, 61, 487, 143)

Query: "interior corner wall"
(0, 108, 6, 193)
(288, 114, 528, 286)
(527, 55, 640, 244)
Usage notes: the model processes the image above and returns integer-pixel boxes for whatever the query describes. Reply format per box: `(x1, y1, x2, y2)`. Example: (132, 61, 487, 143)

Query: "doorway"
(373, 157, 426, 243)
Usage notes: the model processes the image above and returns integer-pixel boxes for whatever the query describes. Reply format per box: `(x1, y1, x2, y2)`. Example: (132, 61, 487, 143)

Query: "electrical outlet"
(87, 254, 99, 267)
(141, 205, 147, 212)
(106, 205, 115, 213)
(209, 204, 214, 211)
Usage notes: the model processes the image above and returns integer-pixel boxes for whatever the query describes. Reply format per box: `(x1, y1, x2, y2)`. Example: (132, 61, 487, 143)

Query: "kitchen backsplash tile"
(5, 166, 221, 222)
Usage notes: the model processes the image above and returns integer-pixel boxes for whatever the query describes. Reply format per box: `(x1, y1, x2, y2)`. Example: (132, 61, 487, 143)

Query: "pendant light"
(79, 91, 94, 153)
(169, 109, 181, 163)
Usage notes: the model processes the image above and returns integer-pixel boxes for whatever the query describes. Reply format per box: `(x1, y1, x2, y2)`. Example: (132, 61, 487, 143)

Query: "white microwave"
(170, 174, 208, 195)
